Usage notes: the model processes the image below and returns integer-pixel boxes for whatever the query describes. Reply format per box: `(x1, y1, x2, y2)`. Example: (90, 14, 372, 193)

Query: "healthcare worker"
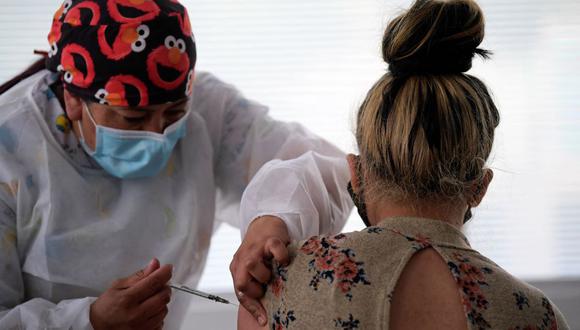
(0, 1, 352, 329)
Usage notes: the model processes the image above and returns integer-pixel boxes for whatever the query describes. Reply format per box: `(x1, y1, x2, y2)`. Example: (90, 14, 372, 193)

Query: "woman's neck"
(368, 198, 467, 229)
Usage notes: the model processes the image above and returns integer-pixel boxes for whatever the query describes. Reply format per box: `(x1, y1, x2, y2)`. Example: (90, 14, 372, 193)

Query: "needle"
(169, 283, 239, 307)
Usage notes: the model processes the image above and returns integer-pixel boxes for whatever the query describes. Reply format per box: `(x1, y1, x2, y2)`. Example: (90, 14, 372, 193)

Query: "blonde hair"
(356, 0, 499, 202)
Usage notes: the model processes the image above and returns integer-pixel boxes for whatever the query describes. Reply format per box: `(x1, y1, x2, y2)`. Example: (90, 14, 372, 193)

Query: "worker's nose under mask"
(78, 102, 188, 179)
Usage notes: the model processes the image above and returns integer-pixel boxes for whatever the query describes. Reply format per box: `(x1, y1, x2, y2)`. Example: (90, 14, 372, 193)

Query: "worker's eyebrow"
(110, 98, 189, 114)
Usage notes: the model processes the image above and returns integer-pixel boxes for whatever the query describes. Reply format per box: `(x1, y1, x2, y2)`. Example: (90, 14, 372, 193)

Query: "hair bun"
(383, 0, 490, 77)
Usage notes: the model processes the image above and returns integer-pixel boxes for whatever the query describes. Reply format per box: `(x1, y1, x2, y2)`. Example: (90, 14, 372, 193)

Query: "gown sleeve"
(0, 158, 96, 329)
(195, 73, 353, 240)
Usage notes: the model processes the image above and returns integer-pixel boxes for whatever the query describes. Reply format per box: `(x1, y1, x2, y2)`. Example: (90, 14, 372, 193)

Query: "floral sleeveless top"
(264, 217, 569, 330)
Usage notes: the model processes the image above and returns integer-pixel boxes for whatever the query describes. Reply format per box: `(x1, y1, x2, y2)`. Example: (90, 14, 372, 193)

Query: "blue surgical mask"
(78, 102, 188, 179)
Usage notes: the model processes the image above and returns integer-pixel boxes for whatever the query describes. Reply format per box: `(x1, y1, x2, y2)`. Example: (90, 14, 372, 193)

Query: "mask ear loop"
(463, 209, 472, 224)
(348, 156, 371, 227)
(82, 102, 98, 127)
(77, 101, 98, 152)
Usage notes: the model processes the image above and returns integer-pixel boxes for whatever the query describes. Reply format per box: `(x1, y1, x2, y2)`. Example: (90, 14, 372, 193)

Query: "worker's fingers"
(229, 253, 238, 276)
(231, 243, 270, 292)
(264, 237, 290, 266)
(246, 258, 272, 284)
(144, 306, 169, 330)
(234, 265, 266, 299)
(137, 286, 172, 319)
(127, 264, 173, 302)
(113, 258, 160, 289)
(237, 291, 267, 327)
(150, 322, 164, 330)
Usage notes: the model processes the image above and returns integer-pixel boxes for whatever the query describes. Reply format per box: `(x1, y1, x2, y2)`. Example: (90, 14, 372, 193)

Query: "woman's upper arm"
(237, 298, 269, 330)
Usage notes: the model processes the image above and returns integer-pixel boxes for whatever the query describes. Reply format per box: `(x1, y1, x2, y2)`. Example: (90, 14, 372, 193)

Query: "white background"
(1, 0, 579, 328)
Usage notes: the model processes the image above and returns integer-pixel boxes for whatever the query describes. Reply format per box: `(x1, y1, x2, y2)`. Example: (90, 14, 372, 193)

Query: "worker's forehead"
(101, 97, 190, 113)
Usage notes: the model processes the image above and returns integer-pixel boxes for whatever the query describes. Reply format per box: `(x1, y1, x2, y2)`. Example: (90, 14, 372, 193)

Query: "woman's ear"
(470, 169, 494, 207)
(63, 89, 83, 121)
(346, 154, 361, 192)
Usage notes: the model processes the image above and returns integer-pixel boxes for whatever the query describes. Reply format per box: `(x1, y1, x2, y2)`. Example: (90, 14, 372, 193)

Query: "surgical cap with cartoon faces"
(46, 0, 196, 107)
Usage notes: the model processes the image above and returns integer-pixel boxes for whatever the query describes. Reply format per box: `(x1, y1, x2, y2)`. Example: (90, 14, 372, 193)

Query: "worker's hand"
(230, 216, 291, 327)
(90, 258, 173, 330)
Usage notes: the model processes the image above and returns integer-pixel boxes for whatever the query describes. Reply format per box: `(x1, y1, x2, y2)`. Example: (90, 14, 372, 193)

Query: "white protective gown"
(0, 70, 352, 329)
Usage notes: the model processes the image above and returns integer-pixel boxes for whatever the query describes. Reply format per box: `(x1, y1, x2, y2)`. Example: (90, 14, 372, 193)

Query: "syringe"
(169, 283, 239, 307)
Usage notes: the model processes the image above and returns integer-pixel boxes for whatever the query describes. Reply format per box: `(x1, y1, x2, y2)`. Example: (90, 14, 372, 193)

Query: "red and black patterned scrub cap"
(46, 0, 196, 107)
